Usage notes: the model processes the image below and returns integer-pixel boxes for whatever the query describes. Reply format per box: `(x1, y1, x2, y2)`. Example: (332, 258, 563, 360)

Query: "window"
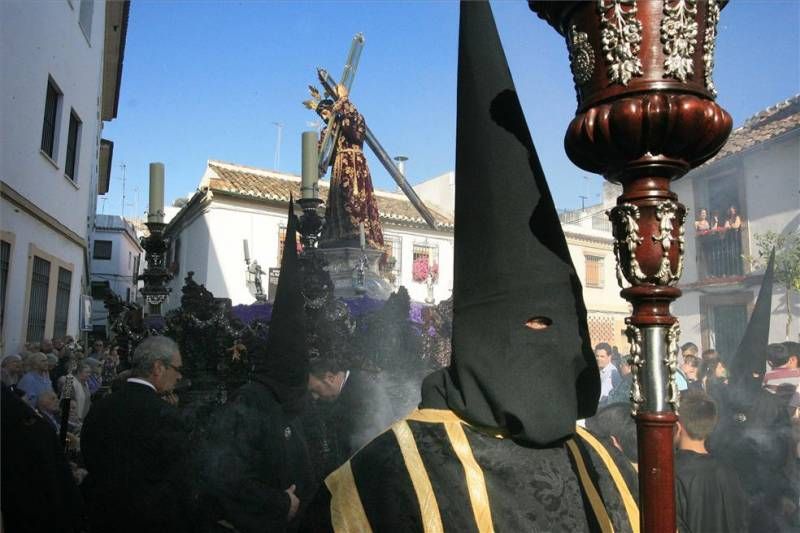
(79, 0, 94, 40)
(126, 287, 131, 303)
(585, 255, 604, 288)
(40, 78, 61, 158)
(711, 304, 748, 361)
(91, 281, 110, 300)
(412, 243, 439, 283)
(93, 240, 112, 260)
(133, 255, 140, 278)
(170, 238, 181, 273)
(64, 111, 81, 180)
(1, 241, 10, 332)
(277, 226, 287, 265)
(53, 267, 72, 339)
(26, 257, 51, 343)
(379, 236, 402, 286)
(128, 251, 132, 271)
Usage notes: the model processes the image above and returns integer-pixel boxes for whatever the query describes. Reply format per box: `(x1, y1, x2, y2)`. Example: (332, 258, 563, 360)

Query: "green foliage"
(747, 230, 800, 337)
(749, 230, 800, 292)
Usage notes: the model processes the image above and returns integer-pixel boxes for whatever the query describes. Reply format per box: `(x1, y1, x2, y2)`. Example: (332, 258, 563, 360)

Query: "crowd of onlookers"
(591, 339, 800, 531)
(1, 337, 121, 456)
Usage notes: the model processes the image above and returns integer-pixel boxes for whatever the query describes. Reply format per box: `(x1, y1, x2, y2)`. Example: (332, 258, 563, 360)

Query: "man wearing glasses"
(81, 336, 191, 533)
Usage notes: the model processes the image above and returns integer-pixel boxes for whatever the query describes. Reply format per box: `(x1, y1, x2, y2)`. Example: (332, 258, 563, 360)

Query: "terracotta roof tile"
(206, 162, 453, 229)
(705, 94, 800, 165)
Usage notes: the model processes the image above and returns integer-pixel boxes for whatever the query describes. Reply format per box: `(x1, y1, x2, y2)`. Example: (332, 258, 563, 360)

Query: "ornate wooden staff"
(529, 2, 732, 532)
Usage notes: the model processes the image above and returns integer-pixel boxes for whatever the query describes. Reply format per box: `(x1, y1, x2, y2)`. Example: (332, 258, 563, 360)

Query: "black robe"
(1, 385, 85, 533)
(81, 381, 191, 533)
(198, 378, 315, 533)
(675, 450, 749, 533)
(306, 409, 639, 532)
(328, 370, 397, 464)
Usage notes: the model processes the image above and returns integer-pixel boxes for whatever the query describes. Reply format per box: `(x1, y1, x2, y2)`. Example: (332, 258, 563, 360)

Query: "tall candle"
(148, 162, 165, 223)
(301, 131, 318, 199)
(359, 222, 366, 250)
(243, 239, 250, 263)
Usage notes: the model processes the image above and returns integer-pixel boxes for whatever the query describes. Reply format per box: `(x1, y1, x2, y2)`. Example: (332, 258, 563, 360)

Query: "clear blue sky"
(100, 0, 800, 218)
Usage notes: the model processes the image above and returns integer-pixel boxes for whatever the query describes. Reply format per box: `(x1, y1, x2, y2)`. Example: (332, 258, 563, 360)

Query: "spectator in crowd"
(725, 204, 743, 230)
(606, 354, 633, 405)
(308, 358, 397, 470)
(1, 384, 86, 533)
(709, 209, 721, 229)
(46, 353, 59, 374)
(88, 339, 106, 361)
(102, 346, 120, 384)
(52, 337, 73, 382)
(81, 336, 191, 533)
(60, 363, 92, 422)
(680, 341, 698, 365)
(1, 353, 23, 388)
(682, 354, 702, 390)
(764, 342, 800, 394)
(694, 208, 710, 232)
(701, 356, 728, 399)
(675, 390, 748, 533)
(701, 348, 718, 363)
(17, 352, 53, 407)
(37, 388, 61, 433)
(40, 338, 54, 356)
(85, 357, 103, 395)
(586, 402, 638, 465)
(595, 342, 621, 405)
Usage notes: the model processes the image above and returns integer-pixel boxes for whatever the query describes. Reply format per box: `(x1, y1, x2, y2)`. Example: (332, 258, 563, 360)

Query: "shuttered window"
(1, 241, 10, 332)
(79, 0, 94, 40)
(93, 240, 112, 260)
(53, 267, 72, 339)
(41, 79, 61, 158)
(64, 111, 81, 180)
(26, 257, 51, 342)
(585, 255, 604, 288)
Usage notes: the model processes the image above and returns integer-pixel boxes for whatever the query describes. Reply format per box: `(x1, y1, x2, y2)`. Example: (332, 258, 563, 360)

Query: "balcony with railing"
(696, 227, 744, 281)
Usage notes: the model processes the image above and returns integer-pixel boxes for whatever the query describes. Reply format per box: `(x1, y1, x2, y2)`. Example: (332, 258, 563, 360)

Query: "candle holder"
(297, 197, 325, 249)
(530, 2, 732, 532)
(139, 220, 172, 320)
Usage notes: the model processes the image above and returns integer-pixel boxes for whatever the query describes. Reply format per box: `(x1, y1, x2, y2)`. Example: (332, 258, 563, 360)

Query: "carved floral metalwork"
(661, 0, 698, 82)
(608, 203, 647, 287)
(652, 200, 687, 285)
(597, 0, 643, 86)
(625, 322, 645, 413)
(703, 0, 721, 96)
(665, 322, 681, 410)
(568, 25, 595, 86)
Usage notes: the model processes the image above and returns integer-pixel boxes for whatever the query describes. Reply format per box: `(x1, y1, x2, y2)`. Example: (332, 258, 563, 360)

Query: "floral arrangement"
(412, 257, 439, 283)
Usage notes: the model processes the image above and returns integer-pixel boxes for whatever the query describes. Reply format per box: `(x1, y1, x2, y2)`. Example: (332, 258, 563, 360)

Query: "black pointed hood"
(261, 198, 308, 395)
(728, 250, 775, 392)
(421, 0, 599, 445)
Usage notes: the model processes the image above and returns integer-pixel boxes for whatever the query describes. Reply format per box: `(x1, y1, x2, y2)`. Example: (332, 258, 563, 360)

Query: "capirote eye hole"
(524, 316, 552, 330)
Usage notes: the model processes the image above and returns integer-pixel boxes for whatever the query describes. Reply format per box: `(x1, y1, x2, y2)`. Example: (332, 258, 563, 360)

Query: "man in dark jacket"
(81, 335, 190, 533)
(308, 358, 396, 470)
(1, 384, 85, 533)
(198, 200, 315, 533)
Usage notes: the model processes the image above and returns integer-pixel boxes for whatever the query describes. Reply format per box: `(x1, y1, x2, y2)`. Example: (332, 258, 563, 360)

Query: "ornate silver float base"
(315, 247, 393, 300)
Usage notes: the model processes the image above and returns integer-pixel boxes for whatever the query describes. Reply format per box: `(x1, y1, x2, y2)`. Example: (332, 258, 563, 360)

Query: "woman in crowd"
(695, 208, 711, 232)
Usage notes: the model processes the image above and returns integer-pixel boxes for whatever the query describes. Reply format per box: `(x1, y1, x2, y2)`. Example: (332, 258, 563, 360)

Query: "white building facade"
(89, 215, 143, 335)
(0, 0, 128, 354)
(672, 95, 800, 358)
(163, 161, 454, 309)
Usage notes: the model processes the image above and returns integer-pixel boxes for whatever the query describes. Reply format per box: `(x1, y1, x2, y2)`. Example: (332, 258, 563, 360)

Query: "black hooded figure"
(305, 3, 639, 532)
(709, 251, 797, 532)
(198, 198, 314, 533)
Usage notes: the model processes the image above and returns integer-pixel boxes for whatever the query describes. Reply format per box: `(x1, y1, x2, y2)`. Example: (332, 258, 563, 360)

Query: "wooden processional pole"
(530, 2, 732, 532)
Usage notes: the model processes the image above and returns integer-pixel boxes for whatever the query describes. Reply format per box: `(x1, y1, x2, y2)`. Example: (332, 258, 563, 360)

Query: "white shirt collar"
(127, 377, 157, 391)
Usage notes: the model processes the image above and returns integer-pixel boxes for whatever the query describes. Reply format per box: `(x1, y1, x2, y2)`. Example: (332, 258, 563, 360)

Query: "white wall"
(1, 0, 104, 237)
(1, 0, 108, 355)
(2, 201, 85, 354)
(91, 216, 143, 327)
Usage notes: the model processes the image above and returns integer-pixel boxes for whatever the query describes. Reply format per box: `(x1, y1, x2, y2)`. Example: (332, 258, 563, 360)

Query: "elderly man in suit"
(81, 336, 190, 533)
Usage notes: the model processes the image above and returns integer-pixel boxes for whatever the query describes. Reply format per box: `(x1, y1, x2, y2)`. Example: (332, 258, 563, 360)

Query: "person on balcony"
(695, 208, 711, 232)
(725, 205, 743, 230)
